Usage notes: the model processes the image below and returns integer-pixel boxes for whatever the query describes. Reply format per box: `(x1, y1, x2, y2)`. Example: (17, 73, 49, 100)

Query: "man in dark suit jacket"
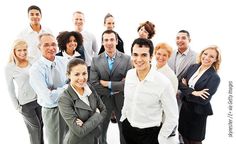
(90, 30, 132, 144)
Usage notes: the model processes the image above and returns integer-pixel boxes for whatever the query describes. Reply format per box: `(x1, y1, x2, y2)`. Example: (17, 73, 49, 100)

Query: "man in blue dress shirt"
(29, 33, 68, 144)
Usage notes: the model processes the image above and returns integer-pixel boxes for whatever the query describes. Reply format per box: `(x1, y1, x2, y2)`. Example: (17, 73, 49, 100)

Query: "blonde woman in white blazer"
(154, 42, 179, 144)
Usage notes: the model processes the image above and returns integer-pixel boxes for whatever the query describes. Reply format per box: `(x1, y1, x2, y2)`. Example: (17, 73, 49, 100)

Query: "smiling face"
(39, 35, 57, 61)
(28, 9, 41, 25)
(200, 48, 217, 68)
(68, 64, 88, 89)
(73, 12, 85, 32)
(66, 36, 77, 55)
(155, 48, 169, 68)
(132, 44, 152, 72)
(138, 26, 149, 39)
(102, 32, 118, 55)
(14, 44, 28, 61)
(104, 16, 115, 30)
(176, 32, 191, 53)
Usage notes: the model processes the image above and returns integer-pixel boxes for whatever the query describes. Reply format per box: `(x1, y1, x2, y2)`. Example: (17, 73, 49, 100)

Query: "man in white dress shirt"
(72, 11, 98, 74)
(120, 38, 178, 144)
(18, 5, 52, 61)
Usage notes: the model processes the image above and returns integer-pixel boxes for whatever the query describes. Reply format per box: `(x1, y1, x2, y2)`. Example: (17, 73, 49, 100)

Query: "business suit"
(58, 84, 107, 144)
(90, 50, 132, 144)
(178, 64, 220, 141)
(98, 33, 124, 54)
(168, 48, 197, 80)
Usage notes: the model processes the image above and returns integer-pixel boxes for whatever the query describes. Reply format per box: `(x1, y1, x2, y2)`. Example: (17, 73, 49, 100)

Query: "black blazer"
(179, 64, 220, 115)
(98, 33, 124, 54)
(56, 45, 85, 61)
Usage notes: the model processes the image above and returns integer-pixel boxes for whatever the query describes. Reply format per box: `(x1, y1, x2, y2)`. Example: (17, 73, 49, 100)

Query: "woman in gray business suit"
(178, 45, 221, 144)
(58, 58, 107, 144)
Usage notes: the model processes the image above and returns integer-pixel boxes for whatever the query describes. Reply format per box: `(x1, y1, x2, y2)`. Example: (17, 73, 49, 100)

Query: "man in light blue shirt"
(29, 33, 68, 144)
(90, 30, 132, 144)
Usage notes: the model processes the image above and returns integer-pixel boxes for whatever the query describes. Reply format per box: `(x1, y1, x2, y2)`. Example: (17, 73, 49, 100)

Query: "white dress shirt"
(17, 25, 52, 61)
(71, 84, 92, 106)
(188, 66, 209, 89)
(121, 66, 178, 140)
(81, 30, 98, 66)
(62, 51, 81, 60)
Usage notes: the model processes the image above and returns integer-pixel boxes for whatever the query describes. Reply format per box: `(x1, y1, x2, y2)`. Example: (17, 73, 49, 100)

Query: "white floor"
(0, 78, 235, 144)
(0, 107, 120, 144)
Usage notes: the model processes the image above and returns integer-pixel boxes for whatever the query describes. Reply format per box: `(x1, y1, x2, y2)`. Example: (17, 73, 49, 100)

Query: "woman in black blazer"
(98, 13, 124, 55)
(178, 45, 221, 144)
(56, 31, 85, 61)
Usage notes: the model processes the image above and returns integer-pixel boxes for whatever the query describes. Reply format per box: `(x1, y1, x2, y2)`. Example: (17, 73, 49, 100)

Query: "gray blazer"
(90, 51, 132, 111)
(168, 48, 197, 80)
(58, 84, 107, 144)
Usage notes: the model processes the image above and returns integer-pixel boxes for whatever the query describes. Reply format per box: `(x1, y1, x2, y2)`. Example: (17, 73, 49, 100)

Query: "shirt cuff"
(108, 81, 111, 89)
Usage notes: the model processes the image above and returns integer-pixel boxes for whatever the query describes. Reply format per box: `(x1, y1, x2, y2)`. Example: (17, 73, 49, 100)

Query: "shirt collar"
(40, 56, 55, 68)
(25, 24, 47, 34)
(144, 65, 156, 82)
(105, 51, 116, 60)
(156, 63, 168, 71)
(62, 51, 81, 59)
(136, 65, 156, 82)
(177, 47, 190, 56)
(70, 83, 92, 97)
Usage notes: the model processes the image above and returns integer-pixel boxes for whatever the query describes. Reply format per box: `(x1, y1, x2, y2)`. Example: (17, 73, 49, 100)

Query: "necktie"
(51, 62, 61, 89)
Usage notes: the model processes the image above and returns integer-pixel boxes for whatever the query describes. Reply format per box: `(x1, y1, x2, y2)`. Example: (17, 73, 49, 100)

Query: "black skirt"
(178, 102, 208, 141)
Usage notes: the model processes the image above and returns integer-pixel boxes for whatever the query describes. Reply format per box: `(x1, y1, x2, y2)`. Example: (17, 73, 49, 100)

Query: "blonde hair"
(8, 39, 28, 64)
(197, 45, 221, 72)
(154, 42, 173, 58)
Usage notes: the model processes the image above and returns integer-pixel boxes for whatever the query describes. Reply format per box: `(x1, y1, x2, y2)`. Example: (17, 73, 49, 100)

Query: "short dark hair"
(131, 38, 154, 57)
(67, 58, 87, 75)
(28, 5, 41, 15)
(101, 29, 118, 42)
(178, 30, 190, 38)
(57, 31, 83, 52)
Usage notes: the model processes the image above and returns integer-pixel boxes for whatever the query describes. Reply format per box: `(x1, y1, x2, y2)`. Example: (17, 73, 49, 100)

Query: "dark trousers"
(99, 96, 126, 144)
(21, 100, 44, 144)
(122, 119, 161, 144)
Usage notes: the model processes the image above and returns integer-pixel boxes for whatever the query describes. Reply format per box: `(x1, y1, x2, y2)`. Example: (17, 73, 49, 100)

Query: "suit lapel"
(88, 93, 96, 111)
(67, 85, 92, 111)
(110, 51, 121, 75)
(195, 66, 215, 85)
(100, 53, 110, 75)
(177, 51, 194, 77)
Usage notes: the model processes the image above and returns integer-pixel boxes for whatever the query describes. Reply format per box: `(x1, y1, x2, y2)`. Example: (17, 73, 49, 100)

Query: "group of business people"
(5, 4, 222, 144)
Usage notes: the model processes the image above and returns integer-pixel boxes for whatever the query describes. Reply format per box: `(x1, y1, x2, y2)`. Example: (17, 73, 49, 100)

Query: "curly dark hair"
(56, 31, 83, 52)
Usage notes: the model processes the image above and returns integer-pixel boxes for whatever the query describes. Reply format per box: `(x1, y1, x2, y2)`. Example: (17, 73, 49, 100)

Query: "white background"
(0, 0, 235, 143)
